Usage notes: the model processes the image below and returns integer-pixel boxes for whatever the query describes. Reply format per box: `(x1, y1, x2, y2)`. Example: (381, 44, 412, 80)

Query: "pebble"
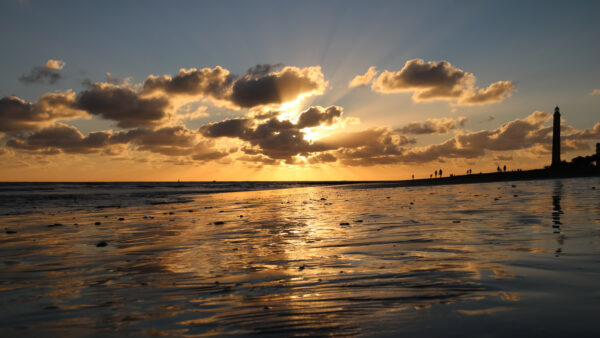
(214, 221, 225, 225)
(48, 223, 62, 227)
(96, 241, 108, 247)
(453, 220, 461, 223)
(95, 221, 101, 225)
(354, 220, 363, 223)
(118, 218, 124, 221)
(5, 230, 17, 234)
(340, 222, 350, 226)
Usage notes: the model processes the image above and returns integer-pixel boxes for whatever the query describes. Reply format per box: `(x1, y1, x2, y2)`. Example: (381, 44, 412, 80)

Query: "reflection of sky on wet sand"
(1, 178, 600, 336)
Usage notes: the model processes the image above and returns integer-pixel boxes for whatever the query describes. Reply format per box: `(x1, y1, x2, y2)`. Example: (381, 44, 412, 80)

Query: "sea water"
(1, 178, 599, 336)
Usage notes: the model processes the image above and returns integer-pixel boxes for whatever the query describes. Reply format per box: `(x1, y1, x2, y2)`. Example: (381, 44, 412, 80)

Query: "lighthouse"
(551, 106, 561, 168)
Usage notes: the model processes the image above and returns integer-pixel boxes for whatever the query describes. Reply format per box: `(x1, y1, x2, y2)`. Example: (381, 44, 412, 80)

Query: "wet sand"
(1, 178, 600, 336)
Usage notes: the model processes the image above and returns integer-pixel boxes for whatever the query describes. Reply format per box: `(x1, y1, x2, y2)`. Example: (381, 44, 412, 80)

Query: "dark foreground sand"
(1, 177, 600, 336)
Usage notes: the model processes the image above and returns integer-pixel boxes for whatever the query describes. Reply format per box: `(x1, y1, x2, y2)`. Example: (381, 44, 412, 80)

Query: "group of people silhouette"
(424, 165, 512, 179)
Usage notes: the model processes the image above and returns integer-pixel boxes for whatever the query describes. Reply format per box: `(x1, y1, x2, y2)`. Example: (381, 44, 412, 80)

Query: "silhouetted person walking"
(435, 170, 437, 178)
(439, 169, 443, 177)
(503, 165, 506, 172)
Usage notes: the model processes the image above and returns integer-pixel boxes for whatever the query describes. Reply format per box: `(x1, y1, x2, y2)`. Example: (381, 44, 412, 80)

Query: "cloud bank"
(354, 59, 514, 106)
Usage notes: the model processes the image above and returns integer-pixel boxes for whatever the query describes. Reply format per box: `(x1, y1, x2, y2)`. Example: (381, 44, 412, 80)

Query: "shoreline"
(356, 167, 600, 189)
(0, 168, 598, 191)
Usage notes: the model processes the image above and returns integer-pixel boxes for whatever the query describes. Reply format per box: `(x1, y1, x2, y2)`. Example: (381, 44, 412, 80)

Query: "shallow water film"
(1, 178, 600, 336)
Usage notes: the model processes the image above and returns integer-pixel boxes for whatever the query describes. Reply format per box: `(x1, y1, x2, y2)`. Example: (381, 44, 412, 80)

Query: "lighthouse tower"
(551, 106, 561, 168)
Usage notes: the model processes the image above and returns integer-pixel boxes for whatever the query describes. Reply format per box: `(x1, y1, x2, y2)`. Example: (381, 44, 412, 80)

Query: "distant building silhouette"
(551, 106, 561, 168)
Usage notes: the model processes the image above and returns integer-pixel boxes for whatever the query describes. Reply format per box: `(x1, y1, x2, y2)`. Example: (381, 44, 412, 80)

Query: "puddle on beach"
(1, 178, 600, 336)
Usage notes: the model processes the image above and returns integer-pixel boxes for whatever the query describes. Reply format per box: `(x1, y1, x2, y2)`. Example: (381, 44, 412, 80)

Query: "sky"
(0, 0, 599, 181)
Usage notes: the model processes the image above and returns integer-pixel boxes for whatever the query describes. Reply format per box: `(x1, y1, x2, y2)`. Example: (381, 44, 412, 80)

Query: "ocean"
(1, 178, 599, 336)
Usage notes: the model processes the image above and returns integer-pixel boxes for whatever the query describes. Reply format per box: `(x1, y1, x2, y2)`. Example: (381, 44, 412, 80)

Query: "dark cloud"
(245, 63, 284, 77)
(200, 118, 252, 138)
(458, 81, 515, 105)
(191, 144, 229, 162)
(142, 66, 234, 100)
(0, 92, 83, 132)
(5, 123, 228, 160)
(76, 83, 169, 128)
(396, 111, 557, 163)
(110, 126, 195, 156)
(296, 106, 342, 129)
(307, 152, 337, 164)
(316, 128, 414, 166)
(201, 106, 422, 164)
(142, 65, 325, 109)
(247, 108, 281, 120)
(372, 59, 469, 98)
(19, 59, 66, 85)
(6, 123, 111, 154)
(369, 59, 514, 105)
(200, 105, 342, 161)
(396, 117, 458, 135)
(230, 66, 325, 108)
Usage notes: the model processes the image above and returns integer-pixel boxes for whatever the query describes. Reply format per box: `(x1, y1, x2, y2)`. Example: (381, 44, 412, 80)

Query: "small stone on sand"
(94, 222, 101, 225)
(355, 220, 363, 223)
(340, 222, 350, 226)
(214, 221, 225, 225)
(5, 230, 16, 234)
(96, 241, 107, 247)
(48, 223, 62, 227)
(453, 220, 461, 223)
(118, 217, 124, 221)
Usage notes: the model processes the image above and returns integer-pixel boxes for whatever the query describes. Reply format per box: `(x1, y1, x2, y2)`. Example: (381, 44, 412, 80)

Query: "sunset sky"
(1, 0, 599, 181)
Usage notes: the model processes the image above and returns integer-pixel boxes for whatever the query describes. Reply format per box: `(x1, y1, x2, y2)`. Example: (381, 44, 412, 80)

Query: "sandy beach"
(1, 177, 599, 336)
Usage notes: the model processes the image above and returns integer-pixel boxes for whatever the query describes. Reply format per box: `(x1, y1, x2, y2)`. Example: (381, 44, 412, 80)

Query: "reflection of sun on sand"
(155, 183, 540, 333)
(3, 178, 599, 335)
